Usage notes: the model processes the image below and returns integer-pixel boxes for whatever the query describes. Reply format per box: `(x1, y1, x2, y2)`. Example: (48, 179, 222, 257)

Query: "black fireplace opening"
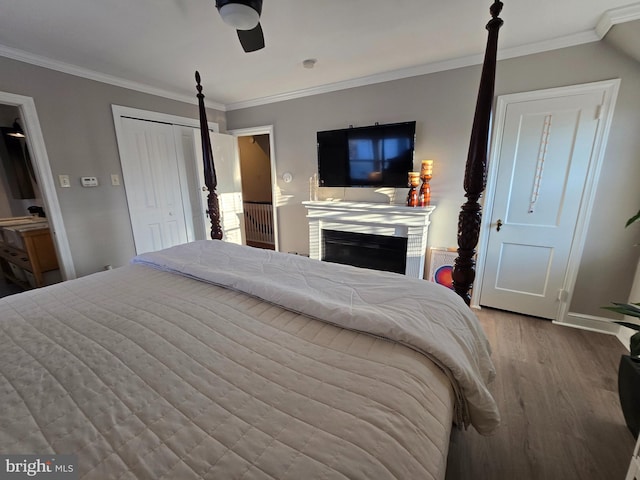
(322, 229, 408, 274)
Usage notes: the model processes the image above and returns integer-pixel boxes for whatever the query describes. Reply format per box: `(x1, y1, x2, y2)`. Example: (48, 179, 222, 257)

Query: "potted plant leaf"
(626, 209, 640, 230)
(604, 302, 640, 438)
(605, 208, 640, 438)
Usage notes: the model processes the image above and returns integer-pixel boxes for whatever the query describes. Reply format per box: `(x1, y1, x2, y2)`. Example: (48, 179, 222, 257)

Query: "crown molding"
(226, 54, 482, 111)
(225, 29, 600, 111)
(0, 44, 227, 111)
(596, 2, 640, 38)
(3, 2, 636, 114)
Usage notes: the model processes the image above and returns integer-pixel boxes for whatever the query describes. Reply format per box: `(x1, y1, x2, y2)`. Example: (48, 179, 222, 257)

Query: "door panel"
(147, 223, 162, 252)
(120, 118, 188, 254)
(174, 126, 205, 242)
(194, 131, 245, 244)
(505, 110, 582, 226)
(494, 243, 553, 295)
(480, 91, 602, 319)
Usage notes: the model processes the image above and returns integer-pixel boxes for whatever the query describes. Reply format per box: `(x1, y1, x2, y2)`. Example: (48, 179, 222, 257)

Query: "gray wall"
(0, 56, 226, 277)
(1, 39, 637, 319)
(227, 41, 640, 319)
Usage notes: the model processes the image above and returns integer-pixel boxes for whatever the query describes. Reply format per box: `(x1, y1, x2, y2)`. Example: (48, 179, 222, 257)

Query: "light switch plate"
(111, 174, 121, 186)
(81, 176, 98, 187)
(58, 175, 71, 188)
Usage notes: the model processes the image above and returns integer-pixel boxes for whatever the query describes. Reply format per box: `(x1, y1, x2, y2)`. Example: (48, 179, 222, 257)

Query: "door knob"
(496, 219, 503, 232)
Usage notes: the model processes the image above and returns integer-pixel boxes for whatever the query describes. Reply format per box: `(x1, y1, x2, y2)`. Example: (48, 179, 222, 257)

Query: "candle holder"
(407, 172, 420, 207)
(419, 160, 433, 206)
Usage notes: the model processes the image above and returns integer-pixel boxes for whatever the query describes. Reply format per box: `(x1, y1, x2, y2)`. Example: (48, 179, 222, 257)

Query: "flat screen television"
(317, 121, 416, 188)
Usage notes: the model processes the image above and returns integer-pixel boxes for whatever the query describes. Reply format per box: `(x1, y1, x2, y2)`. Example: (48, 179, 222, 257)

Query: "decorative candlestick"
(419, 160, 433, 206)
(309, 173, 318, 201)
(407, 172, 420, 207)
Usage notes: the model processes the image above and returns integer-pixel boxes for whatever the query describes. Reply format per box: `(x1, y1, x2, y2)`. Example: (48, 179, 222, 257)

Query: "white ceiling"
(0, 0, 638, 110)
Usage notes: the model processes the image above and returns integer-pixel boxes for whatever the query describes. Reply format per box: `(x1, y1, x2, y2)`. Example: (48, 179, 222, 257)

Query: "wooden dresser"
(0, 217, 59, 289)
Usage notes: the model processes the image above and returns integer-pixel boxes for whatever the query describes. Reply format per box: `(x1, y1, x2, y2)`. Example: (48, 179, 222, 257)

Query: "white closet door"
(119, 118, 188, 254)
(173, 125, 205, 242)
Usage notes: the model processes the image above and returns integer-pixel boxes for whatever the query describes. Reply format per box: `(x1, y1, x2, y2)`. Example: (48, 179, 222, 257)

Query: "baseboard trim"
(555, 312, 632, 352)
(555, 312, 620, 335)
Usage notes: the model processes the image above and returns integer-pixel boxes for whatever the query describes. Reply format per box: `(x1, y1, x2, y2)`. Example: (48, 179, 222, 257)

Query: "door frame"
(112, 105, 219, 250)
(227, 125, 280, 252)
(0, 90, 76, 280)
(112, 105, 219, 134)
(473, 79, 621, 325)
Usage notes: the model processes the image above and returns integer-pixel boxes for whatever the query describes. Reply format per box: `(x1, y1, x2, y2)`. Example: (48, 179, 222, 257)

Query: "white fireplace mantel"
(303, 201, 436, 278)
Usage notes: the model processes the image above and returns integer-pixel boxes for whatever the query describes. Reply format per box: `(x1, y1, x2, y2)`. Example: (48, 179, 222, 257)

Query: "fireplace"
(303, 201, 435, 279)
(323, 229, 408, 274)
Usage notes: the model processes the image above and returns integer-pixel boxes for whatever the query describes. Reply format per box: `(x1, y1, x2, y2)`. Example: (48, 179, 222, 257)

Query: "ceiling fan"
(215, 0, 265, 53)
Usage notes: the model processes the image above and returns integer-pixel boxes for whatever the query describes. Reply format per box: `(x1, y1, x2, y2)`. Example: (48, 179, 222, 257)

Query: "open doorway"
(0, 91, 74, 285)
(231, 126, 279, 251)
(0, 104, 62, 297)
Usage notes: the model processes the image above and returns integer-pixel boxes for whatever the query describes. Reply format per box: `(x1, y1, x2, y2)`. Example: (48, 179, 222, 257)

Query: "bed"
(0, 2, 504, 479)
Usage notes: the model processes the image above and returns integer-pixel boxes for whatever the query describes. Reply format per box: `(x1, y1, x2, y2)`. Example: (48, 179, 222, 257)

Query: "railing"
(243, 201, 274, 246)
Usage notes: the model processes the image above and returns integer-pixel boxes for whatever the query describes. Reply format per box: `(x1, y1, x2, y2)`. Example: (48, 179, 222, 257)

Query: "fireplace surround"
(303, 201, 435, 279)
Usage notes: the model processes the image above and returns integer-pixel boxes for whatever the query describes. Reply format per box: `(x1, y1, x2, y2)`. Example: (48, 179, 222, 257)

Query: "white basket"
(8, 263, 27, 282)
(24, 270, 36, 288)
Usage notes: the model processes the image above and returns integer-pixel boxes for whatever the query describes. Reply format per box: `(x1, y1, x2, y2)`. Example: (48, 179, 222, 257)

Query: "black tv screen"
(317, 121, 416, 187)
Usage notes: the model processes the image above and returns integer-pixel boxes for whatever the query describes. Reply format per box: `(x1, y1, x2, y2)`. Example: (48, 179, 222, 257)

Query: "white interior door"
(479, 89, 607, 319)
(119, 118, 188, 254)
(194, 132, 245, 245)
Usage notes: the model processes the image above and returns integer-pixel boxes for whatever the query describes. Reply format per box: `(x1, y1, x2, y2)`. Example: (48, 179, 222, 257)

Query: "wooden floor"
(446, 308, 636, 480)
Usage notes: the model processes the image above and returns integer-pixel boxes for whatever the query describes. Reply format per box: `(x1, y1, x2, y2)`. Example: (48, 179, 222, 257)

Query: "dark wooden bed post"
(195, 71, 224, 240)
(452, 1, 504, 305)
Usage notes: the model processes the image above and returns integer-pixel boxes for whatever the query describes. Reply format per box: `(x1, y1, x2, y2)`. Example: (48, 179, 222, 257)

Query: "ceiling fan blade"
(237, 23, 264, 52)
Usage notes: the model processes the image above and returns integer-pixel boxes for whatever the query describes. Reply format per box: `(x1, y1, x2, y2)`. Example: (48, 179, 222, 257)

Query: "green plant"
(626, 209, 640, 228)
(604, 210, 640, 356)
(604, 302, 640, 357)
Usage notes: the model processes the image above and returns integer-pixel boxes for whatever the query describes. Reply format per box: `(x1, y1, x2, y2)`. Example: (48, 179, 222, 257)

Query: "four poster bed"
(0, 2, 503, 479)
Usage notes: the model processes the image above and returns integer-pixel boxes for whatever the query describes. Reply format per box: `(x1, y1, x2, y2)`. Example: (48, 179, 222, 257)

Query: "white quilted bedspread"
(134, 241, 499, 434)
(0, 241, 498, 479)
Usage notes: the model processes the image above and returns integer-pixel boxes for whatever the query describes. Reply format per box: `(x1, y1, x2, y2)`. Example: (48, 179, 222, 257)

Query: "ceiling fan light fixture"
(218, 3, 260, 30)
